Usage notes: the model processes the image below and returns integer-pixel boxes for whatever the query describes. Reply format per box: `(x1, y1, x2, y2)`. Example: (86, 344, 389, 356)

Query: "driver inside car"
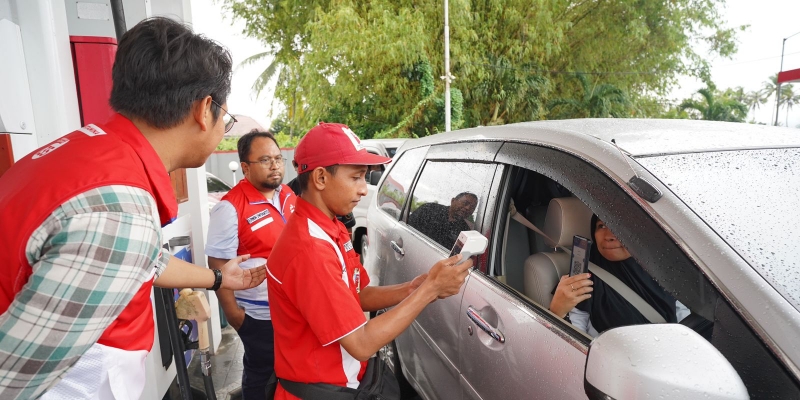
(549, 215, 690, 337)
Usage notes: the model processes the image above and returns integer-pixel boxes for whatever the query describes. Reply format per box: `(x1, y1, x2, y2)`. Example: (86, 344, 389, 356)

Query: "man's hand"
(220, 255, 267, 291)
(549, 273, 593, 318)
(226, 307, 246, 331)
(422, 254, 474, 300)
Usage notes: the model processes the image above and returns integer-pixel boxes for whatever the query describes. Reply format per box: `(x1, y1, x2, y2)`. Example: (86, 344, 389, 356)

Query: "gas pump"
(0, 1, 223, 398)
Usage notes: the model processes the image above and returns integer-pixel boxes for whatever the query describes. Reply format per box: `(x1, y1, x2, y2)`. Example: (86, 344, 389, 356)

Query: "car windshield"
(639, 148, 800, 312)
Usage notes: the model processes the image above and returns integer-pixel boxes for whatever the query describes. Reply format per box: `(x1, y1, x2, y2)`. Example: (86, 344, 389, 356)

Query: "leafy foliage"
(679, 87, 748, 122)
(547, 73, 631, 119)
(222, 0, 741, 137)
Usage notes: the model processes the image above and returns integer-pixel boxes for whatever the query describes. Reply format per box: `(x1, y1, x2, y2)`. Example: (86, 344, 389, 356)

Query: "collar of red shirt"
(294, 197, 348, 241)
(103, 113, 178, 227)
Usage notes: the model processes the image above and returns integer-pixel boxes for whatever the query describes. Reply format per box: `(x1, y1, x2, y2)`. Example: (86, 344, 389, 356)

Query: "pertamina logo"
(340, 127, 364, 151)
(31, 138, 70, 160)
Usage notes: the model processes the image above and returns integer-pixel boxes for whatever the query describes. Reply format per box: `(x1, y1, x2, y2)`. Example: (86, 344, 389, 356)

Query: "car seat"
(522, 197, 593, 307)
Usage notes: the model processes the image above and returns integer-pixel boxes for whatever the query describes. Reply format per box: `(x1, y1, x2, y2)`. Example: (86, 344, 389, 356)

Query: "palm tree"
(679, 87, 748, 122)
(760, 74, 795, 124)
(547, 73, 630, 119)
(782, 86, 800, 127)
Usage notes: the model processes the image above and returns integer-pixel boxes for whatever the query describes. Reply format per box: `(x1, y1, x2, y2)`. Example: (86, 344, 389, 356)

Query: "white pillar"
(14, 0, 81, 153)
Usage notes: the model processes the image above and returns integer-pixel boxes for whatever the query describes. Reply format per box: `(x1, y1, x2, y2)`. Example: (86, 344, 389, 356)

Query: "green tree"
(223, 0, 741, 136)
(547, 73, 631, 119)
(679, 87, 748, 122)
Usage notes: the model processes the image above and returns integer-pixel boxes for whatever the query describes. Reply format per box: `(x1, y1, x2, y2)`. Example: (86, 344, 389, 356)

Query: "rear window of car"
(377, 147, 426, 220)
(638, 148, 800, 312)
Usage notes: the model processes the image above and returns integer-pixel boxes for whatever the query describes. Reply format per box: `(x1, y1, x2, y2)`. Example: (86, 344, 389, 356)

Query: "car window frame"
(376, 146, 429, 221)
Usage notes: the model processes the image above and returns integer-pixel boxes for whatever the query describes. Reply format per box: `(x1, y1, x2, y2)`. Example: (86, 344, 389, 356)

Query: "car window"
(377, 147, 426, 220)
(207, 175, 231, 193)
(407, 161, 496, 250)
(386, 147, 397, 158)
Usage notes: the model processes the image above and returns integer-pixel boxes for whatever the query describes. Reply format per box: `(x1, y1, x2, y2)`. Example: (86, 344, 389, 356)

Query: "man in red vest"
(267, 123, 474, 399)
(0, 18, 265, 399)
(206, 130, 296, 399)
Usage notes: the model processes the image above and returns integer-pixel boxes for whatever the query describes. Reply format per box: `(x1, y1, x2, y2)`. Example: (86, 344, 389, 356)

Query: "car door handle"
(390, 241, 404, 256)
(466, 306, 505, 344)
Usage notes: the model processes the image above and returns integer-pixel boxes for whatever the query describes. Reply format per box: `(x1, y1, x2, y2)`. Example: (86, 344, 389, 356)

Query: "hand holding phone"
(449, 231, 489, 265)
(569, 235, 592, 277)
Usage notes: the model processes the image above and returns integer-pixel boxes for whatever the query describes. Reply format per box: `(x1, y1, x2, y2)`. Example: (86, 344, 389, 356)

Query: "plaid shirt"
(0, 185, 170, 399)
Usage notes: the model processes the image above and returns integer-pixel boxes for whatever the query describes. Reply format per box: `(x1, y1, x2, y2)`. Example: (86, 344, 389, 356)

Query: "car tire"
(376, 310, 418, 399)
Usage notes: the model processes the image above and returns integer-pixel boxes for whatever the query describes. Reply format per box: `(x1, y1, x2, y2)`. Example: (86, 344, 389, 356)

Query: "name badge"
(247, 209, 271, 224)
(343, 241, 354, 252)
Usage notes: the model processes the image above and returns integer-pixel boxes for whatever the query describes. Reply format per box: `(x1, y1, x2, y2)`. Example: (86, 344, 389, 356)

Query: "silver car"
(364, 119, 800, 400)
(353, 139, 408, 264)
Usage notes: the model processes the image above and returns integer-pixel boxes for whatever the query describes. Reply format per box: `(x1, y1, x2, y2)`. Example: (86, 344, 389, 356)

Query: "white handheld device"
(449, 230, 489, 265)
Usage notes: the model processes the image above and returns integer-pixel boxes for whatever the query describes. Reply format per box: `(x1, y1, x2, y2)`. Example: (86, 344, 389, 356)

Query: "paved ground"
(187, 326, 245, 400)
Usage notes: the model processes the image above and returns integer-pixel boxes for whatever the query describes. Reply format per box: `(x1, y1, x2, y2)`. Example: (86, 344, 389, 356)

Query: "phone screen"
(569, 235, 591, 276)
(449, 238, 465, 258)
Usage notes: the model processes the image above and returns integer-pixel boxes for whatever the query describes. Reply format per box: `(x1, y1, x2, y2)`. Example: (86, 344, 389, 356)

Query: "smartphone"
(569, 235, 592, 276)
(449, 231, 489, 265)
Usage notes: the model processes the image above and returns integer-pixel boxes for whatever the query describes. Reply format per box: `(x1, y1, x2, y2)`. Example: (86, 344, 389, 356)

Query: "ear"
(193, 96, 214, 132)
(240, 161, 250, 175)
(311, 167, 327, 191)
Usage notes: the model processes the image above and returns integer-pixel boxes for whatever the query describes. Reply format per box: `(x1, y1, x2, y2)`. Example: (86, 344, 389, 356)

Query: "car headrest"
(542, 197, 593, 249)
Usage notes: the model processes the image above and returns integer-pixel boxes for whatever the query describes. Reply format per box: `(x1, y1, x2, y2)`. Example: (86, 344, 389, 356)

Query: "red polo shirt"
(267, 198, 370, 400)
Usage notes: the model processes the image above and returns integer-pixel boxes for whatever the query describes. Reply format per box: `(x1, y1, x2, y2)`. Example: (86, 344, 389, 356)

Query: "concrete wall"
(207, 148, 297, 187)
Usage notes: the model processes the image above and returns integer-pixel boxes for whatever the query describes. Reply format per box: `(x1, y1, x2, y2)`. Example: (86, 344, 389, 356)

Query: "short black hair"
(110, 17, 232, 129)
(296, 166, 338, 193)
(455, 192, 478, 201)
(238, 129, 281, 162)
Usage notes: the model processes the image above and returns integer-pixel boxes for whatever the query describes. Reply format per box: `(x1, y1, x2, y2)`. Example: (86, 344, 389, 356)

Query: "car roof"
(403, 119, 800, 157)
(362, 138, 408, 148)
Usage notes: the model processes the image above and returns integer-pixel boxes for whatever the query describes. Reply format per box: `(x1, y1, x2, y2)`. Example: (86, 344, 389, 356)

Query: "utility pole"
(442, 0, 453, 132)
(775, 31, 800, 126)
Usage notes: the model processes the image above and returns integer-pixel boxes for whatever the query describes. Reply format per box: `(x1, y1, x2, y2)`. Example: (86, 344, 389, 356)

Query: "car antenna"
(611, 139, 662, 203)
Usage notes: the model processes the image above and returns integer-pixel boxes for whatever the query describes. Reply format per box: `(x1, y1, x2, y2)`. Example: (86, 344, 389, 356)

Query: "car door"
(387, 142, 502, 400)
(456, 140, 800, 399)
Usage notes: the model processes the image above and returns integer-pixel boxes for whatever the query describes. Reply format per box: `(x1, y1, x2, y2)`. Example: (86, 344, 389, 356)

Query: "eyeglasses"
(245, 156, 285, 168)
(211, 99, 237, 133)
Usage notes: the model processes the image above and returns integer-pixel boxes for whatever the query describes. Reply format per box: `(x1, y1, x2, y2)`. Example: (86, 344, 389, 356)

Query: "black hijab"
(576, 215, 677, 333)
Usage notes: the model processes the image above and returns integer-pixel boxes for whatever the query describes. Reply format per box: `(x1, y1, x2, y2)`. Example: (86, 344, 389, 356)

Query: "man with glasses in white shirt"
(206, 130, 296, 399)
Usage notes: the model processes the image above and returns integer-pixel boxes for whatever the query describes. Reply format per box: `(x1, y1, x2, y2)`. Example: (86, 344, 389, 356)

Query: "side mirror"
(369, 170, 383, 186)
(584, 324, 748, 400)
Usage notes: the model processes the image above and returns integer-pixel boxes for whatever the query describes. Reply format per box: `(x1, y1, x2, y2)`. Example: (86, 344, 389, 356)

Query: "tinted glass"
(639, 148, 800, 311)
(386, 147, 397, 158)
(407, 161, 495, 249)
(377, 147, 426, 220)
(207, 175, 231, 193)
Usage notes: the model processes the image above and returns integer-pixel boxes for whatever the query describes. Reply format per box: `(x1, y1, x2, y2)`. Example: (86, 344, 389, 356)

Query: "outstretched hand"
(424, 254, 474, 300)
(220, 254, 267, 291)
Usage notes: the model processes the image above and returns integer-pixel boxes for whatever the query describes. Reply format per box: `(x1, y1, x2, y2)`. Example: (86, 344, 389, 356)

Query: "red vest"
(221, 180, 296, 259)
(0, 114, 177, 352)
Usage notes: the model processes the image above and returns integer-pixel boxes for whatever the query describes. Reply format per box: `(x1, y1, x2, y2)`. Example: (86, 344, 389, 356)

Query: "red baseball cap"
(294, 122, 391, 173)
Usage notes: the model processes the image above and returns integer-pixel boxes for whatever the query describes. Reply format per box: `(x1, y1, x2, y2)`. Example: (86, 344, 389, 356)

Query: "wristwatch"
(207, 269, 223, 291)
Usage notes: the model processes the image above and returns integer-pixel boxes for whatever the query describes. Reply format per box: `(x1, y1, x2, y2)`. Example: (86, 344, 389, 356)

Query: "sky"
(190, 0, 800, 129)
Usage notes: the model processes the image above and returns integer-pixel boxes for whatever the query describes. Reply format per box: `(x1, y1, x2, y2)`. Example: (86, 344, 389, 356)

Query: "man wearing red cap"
(267, 122, 474, 399)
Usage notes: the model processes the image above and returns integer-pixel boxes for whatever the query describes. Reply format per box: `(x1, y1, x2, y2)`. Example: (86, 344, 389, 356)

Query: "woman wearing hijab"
(549, 215, 690, 337)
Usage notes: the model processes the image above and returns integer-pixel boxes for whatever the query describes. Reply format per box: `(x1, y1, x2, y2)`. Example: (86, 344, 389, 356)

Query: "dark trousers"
(238, 315, 274, 400)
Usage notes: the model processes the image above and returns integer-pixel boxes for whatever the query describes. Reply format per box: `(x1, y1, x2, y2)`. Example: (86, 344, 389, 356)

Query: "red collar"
(295, 197, 347, 240)
(102, 114, 178, 226)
